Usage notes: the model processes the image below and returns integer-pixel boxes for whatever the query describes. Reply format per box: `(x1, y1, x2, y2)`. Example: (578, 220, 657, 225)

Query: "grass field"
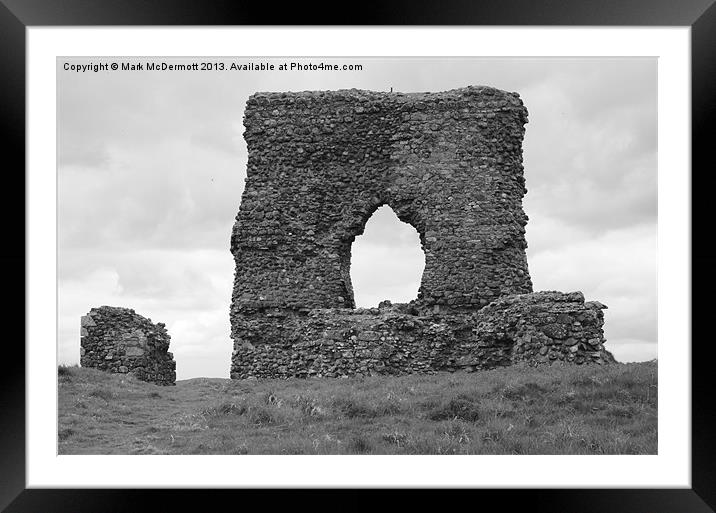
(58, 361, 657, 455)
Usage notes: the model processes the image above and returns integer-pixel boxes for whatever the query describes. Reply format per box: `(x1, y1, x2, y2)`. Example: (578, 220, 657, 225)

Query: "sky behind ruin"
(58, 57, 657, 379)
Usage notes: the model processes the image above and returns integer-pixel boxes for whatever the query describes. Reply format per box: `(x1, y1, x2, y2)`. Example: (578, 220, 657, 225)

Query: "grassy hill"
(58, 361, 657, 455)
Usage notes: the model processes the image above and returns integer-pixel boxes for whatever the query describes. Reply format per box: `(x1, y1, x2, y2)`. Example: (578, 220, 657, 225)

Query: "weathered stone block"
(125, 346, 145, 357)
(80, 306, 176, 386)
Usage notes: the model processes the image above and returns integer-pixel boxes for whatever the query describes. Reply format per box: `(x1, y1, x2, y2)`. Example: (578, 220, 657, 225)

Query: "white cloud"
(351, 207, 426, 307)
(521, 65, 657, 234)
(608, 340, 658, 363)
(58, 140, 245, 251)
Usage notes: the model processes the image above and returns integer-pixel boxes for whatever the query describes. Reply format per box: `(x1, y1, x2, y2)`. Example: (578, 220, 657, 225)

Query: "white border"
(28, 27, 690, 488)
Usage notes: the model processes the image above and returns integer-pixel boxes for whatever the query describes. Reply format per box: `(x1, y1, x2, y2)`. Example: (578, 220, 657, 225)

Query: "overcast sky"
(57, 57, 657, 379)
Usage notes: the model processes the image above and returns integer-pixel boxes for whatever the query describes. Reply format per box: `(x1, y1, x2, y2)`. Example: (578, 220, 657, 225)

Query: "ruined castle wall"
(230, 86, 532, 329)
(229, 86, 611, 378)
(230, 292, 612, 379)
(80, 306, 176, 385)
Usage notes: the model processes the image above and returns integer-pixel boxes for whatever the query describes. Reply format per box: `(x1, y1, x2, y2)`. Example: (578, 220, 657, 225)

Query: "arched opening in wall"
(350, 205, 425, 308)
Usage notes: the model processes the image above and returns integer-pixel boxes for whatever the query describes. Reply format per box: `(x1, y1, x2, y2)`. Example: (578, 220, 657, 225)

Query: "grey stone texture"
(230, 86, 613, 379)
(230, 292, 614, 379)
(80, 306, 176, 385)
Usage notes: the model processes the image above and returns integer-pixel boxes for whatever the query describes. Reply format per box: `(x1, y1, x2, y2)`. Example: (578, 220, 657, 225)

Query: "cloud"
(521, 61, 657, 235)
(608, 340, 657, 363)
(351, 207, 426, 307)
(58, 139, 245, 251)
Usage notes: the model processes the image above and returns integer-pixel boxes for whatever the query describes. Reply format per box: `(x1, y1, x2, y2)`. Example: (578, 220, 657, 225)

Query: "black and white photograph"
(0, 0, 707, 506)
(56, 56, 658, 456)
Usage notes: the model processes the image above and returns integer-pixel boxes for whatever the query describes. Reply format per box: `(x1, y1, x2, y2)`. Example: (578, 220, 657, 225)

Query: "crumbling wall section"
(80, 306, 176, 385)
(229, 86, 612, 378)
(230, 292, 613, 379)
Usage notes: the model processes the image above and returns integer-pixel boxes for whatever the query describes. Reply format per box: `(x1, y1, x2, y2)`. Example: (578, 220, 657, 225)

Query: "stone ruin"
(80, 306, 176, 385)
(229, 86, 614, 379)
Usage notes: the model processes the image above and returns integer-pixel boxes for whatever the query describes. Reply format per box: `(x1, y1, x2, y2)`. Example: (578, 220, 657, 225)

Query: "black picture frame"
(3, 0, 715, 511)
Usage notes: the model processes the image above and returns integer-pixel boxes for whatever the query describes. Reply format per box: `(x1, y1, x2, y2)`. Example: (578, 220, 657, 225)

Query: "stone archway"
(229, 86, 612, 379)
(230, 87, 532, 315)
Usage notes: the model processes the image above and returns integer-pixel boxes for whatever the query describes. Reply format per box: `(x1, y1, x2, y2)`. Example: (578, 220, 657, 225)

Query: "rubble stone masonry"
(230, 87, 613, 379)
(80, 306, 176, 385)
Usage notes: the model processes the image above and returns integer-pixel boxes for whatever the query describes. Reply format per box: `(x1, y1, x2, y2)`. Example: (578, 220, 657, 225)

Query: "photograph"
(0, 0, 709, 504)
(56, 56, 658, 456)
(4, 6, 707, 508)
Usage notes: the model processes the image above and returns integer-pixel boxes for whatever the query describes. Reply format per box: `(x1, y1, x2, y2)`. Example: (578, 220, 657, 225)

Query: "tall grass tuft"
(58, 364, 79, 383)
(427, 394, 480, 422)
(88, 387, 115, 402)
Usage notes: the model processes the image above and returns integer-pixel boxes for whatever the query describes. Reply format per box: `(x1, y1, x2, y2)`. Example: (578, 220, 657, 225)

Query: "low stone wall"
(469, 291, 613, 367)
(80, 306, 176, 385)
(230, 291, 614, 379)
